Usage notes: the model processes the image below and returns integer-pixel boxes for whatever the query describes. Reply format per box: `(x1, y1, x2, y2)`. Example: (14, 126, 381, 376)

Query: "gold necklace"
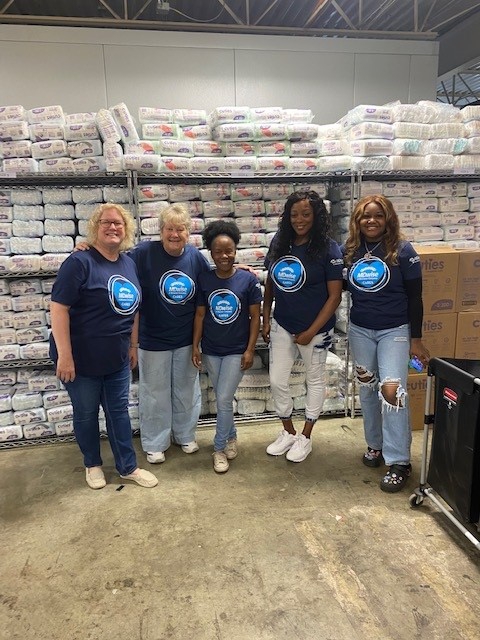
(364, 240, 383, 260)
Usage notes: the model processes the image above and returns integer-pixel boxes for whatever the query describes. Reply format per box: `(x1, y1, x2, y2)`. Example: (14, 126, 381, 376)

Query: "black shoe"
(380, 464, 412, 493)
(362, 447, 383, 468)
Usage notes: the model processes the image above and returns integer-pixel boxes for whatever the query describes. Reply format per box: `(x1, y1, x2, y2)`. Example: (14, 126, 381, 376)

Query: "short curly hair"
(87, 203, 136, 252)
(202, 219, 241, 250)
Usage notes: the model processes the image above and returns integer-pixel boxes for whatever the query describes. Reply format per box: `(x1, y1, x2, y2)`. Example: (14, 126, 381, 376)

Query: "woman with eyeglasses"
(50, 204, 158, 489)
(262, 191, 343, 462)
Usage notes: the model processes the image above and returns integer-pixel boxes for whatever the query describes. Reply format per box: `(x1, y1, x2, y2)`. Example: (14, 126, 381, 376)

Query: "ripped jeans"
(348, 322, 411, 466)
(269, 318, 333, 422)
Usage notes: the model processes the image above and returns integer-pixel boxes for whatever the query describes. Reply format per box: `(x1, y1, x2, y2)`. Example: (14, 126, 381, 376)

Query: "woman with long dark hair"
(262, 191, 343, 462)
(344, 194, 429, 492)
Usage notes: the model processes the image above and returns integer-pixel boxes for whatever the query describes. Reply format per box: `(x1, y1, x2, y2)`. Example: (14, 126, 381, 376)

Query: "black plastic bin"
(427, 358, 480, 524)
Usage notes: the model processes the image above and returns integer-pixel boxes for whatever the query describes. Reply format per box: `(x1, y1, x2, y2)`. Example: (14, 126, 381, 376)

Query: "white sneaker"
(213, 451, 229, 473)
(181, 441, 199, 454)
(146, 451, 165, 464)
(286, 434, 312, 462)
(225, 438, 238, 460)
(266, 430, 297, 456)
(85, 466, 106, 489)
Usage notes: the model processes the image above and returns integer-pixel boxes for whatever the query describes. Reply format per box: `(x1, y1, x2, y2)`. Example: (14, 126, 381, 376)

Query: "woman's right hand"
(73, 242, 90, 252)
(262, 319, 271, 344)
(56, 355, 76, 383)
(192, 347, 202, 369)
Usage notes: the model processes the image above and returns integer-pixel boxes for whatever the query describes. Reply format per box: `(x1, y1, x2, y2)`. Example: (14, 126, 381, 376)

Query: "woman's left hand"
(410, 338, 430, 368)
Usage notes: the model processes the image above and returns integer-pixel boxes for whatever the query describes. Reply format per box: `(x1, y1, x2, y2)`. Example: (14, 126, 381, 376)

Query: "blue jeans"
(203, 354, 244, 452)
(65, 363, 137, 476)
(348, 322, 411, 466)
(138, 345, 201, 453)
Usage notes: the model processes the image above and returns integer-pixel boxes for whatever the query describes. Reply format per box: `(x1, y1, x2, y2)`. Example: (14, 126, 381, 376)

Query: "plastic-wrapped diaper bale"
(67, 140, 103, 158)
(181, 124, 212, 140)
(224, 141, 256, 156)
(72, 157, 106, 173)
(0, 105, 26, 122)
(192, 140, 223, 156)
(110, 103, 139, 144)
(224, 156, 257, 172)
(231, 183, 263, 201)
(125, 140, 159, 155)
(0, 120, 30, 142)
(38, 157, 74, 173)
(173, 109, 207, 126)
(0, 140, 32, 158)
(138, 107, 172, 123)
(141, 122, 181, 139)
(64, 122, 99, 141)
(31, 140, 68, 160)
(103, 142, 123, 171)
(29, 123, 64, 142)
(27, 105, 65, 124)
(137, 184, 169, 202)
(209, 106, 250, 127)
(213, 122, 255, 142)
(3, 158, 38, 173)
(95, 109, 121, 143)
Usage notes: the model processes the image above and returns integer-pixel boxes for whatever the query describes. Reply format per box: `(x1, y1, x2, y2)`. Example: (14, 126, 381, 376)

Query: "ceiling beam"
(98, 0, 122, 21)
(304, 0, 330, 28)
(253, 0, 280, 26)
(0, 0, 15, 14)
(430, 2, 480, 31)
(0, 14, 439, 38)
(133, 0, 154, 20)
(458, 73, 480, 101)
(214, 0, 244, 25)
(332, 0, 357, 30)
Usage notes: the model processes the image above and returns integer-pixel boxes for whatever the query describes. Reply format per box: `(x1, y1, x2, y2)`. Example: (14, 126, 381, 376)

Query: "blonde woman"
(50, 204, 158, 489)
(129, 204, 211, 463)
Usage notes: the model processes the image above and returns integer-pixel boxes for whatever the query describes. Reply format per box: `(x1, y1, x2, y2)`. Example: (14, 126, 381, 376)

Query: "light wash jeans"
(348, 322, 411, 466)
(138, 345, 201, 453)
(203, 354, 244, 452)
(269, 319, 332, 422)
(65, 362, 137, 476)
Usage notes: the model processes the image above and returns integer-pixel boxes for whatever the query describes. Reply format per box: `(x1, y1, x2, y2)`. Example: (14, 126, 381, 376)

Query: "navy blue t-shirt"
(197, 269, 262, 356)
(265, 238, 344, 335)
(129, 241, 211, 351)
(344, 241, 422, 330)
(50, 247, 141, 376)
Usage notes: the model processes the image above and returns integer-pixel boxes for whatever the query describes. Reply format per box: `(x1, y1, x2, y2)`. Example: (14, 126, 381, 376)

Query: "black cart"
(410, 357, 480, 550)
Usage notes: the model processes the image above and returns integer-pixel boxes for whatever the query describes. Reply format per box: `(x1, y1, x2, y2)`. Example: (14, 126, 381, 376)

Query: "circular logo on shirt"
(159, 270, 196, 304)
(108, 276, 140, 315)
(270, 256, 306, 293)
(349, 257, 390, 292)
(208, 289, 241, 324)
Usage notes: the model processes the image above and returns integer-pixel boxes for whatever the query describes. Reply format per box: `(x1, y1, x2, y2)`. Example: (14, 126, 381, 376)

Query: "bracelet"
(130, 343, 139, 348)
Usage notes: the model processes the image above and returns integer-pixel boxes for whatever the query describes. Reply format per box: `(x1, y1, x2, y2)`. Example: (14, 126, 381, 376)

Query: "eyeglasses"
(99, 220, 125, 228)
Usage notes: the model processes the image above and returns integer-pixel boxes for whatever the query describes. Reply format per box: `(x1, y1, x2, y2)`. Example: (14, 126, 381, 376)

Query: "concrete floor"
(1, 417, 479, 640)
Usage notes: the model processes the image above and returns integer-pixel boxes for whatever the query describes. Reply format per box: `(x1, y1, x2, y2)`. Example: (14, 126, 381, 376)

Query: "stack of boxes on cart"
(407, 246, 480, 429)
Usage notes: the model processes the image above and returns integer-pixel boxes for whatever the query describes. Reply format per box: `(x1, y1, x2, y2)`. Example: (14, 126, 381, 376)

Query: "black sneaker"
(362, 447, 383, 468)
(380, 464, 412, 493)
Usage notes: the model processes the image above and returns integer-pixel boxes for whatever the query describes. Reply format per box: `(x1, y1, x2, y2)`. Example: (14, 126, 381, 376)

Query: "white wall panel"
(104, 45, 235, 116)
(0, 41, 106, 112)
(235, 50, 354, 124)
(408, 55, 438, 102)
(354, 54, 411, 106)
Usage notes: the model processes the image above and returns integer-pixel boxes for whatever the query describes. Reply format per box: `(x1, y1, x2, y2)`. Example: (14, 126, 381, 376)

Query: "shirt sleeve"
(325, 240, 345, 281)
(50, 254, 86, 307)
(247, 274, 263, 305)
(399, 242, 422, 281)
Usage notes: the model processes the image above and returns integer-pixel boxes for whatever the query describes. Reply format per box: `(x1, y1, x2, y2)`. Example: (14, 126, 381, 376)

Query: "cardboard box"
(422, 313, 457, 358)
(455, 312, 480, 359)
(407, 372, 433, 431)
(414, 244, 459, 314)
(455, 250, 480, 312)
